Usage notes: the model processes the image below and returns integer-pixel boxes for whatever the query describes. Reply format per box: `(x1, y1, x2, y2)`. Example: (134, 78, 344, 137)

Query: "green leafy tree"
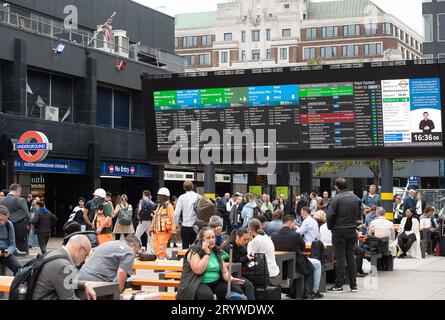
(307, 56, 323, 66)
(314, 161, 406, 186)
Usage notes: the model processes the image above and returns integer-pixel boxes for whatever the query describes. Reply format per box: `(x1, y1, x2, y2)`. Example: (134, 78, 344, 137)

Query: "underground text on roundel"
(171, 304, 275, 317)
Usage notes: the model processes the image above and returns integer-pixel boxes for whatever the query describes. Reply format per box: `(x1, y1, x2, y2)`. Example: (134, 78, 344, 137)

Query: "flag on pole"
(102, 25, 114, 41)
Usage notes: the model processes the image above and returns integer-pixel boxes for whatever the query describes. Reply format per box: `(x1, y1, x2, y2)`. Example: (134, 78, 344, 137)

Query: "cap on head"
(157, 187, 170, 197)
(93, 188, 106, 198)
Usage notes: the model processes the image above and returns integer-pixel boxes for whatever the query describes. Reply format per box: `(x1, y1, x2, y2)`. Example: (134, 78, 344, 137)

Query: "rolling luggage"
(254, 286, 282, 300)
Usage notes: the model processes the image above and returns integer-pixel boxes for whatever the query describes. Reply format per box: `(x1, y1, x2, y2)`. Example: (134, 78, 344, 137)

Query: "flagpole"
(86, 12, 116, 47)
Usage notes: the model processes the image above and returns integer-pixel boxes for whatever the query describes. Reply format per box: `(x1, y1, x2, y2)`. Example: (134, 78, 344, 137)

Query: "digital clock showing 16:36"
(412, 133, 442, 142)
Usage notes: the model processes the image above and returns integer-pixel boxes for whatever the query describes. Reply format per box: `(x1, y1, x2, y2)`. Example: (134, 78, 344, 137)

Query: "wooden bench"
(164, 272, 181, 280)
(130, 278, 180, 290)
(123, 289, 176, 300)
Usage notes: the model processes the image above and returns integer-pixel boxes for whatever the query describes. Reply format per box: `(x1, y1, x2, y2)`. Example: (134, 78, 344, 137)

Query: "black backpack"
(244, 253, 270, 287)
(139, 201, 154, 221)
(252, 206, 260, 219)
(310, 239, 326, 264)
(9, 253, 69, 300)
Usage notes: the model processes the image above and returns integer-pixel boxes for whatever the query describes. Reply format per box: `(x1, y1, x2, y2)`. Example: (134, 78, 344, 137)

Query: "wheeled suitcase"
(254, 286, 281, 300)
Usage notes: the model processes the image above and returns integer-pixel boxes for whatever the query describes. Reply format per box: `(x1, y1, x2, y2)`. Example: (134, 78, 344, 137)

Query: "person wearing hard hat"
(82, 189, 113, 246)
(150, 187, 176, 259)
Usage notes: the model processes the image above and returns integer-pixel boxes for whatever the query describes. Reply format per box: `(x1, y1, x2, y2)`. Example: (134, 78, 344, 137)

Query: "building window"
(175, 38, 179, 48)
(405, 33, 409, 43)
(365, 23, 377, 35)
(304, 48, 316, 60)
(438, 53, 445, 59)
(241, 50, 246, 61)
(114, 90, 130, 130)
(184, 55, 195, 66)
(320, 46, 337, 58)
(266, 29, 271, 41)
(342, 45, 359, 57)
(51, 74, 73, 122)
(221, 51, 228, 63)
(266, 49, 271, 60)
(202, 35, 212, 46)
(322, 26, 338, 38)
(364, 43, 382, 56)
(343, 24, 360, 37)
(280, 48, 288, 60)
(26, 69, 73, 122)
(224, 33, 232, 42)
(252, 49, 260, 61)
(252, 30, 260, 42)
(381, 22, 392, 35)
(183, 36, 197, 47)
(438, 14, 445, 41)
(399, 30, 404, 41)
(305, 28, 317, 40)
(199, 54, 210, 65)
(282, 28, 291, 37)
(241, 31, 246, 42)
(410, 37, 414, 47)
(284, 4, 290, 9)
(97, 87, 112, 128)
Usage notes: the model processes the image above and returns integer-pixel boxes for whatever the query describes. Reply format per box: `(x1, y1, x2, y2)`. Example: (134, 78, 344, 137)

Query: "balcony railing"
(0, 5, 186, 73)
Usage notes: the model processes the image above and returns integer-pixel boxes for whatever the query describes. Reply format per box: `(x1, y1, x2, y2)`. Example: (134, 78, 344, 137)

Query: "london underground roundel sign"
(13, 131, 53, 163)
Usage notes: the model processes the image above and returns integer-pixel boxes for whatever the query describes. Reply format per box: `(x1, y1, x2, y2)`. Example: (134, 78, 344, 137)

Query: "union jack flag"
(102, 25, 114, 41)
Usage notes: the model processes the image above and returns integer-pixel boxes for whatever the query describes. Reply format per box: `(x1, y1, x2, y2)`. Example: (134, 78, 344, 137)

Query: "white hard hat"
(93, 188, 106, 198)
(157, 187, 170, 197)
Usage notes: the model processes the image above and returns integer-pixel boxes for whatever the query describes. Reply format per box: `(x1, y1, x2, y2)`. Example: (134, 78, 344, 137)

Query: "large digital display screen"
(143, 64, 445, 162)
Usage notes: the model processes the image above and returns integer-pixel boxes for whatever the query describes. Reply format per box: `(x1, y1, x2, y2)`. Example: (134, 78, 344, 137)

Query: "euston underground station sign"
(13, 131, 53, 163)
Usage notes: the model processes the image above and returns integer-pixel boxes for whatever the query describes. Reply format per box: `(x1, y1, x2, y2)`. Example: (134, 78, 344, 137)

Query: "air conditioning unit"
(44, 106, 59, 121)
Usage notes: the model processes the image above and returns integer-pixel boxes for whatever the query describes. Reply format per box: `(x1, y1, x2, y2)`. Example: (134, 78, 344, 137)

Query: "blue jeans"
(308, 258, 322, 292)
(28, 226, 39, 247)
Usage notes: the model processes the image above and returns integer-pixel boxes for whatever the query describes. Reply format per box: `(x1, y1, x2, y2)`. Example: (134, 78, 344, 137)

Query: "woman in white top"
(314, 210, 332, 244)
(112, 194, 135, 239)
(247, 218, 280, 279)
(397, 208, 421, 259)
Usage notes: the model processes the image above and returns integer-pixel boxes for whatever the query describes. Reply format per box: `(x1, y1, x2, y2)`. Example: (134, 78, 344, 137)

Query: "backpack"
(310, 239, 326, 264)
(67, 209, 84, 224)
(139, 201, 154, 221)
(244, 253, 270, 287)
(118, 205, 133, 226)
(252, 206, 260, 219)
(9, 253, 69, 300)
(193, 196, 216, 223)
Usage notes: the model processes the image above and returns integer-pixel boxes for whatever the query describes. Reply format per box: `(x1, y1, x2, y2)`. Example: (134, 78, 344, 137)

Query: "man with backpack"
(173, 181, 200, 249)
(135, 190, 155, 254)
(82, 188, 106, 231)
(0, 205, 22, 275)
(0, 184, 30, 255)
(29, 234, 96, 300)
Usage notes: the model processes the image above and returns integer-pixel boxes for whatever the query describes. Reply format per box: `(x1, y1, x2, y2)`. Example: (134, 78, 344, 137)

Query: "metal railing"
(0, 5, 185, 73)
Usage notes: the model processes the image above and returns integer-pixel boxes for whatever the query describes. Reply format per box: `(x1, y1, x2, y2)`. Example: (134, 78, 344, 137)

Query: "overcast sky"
(133, 0, 423, 35)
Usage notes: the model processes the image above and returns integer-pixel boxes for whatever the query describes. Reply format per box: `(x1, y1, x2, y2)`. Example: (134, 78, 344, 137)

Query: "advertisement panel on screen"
(144, 64, 445, 162)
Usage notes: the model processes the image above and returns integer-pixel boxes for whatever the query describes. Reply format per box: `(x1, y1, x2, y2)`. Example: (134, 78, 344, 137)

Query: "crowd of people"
(0, 178, 442, 300)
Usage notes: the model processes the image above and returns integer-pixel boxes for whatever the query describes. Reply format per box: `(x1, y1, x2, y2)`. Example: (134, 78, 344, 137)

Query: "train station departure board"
(143, 64, 445, 162)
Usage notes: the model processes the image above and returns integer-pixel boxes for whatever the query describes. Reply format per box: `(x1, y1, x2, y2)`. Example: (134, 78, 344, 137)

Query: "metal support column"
(204, 163, 215, 199)
(381, 159, 393, 221)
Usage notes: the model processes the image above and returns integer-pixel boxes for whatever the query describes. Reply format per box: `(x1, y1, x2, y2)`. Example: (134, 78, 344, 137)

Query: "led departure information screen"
(143, 64, 445, 162)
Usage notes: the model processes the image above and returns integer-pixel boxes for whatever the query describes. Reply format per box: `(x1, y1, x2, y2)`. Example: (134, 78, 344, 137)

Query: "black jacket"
(222, 241, 250, 266)
(327, 190, 361, 230)
(32, 209, 58, 234)
(271, 226, 314, 276)
(402, 196, 416, 215)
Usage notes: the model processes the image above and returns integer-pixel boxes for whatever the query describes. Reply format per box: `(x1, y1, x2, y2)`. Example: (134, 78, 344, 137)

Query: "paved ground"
(11, 238, 445, 300)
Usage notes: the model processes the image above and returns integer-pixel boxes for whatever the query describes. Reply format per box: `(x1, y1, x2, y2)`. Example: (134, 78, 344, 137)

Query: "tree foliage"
(314, 161, 406, 186)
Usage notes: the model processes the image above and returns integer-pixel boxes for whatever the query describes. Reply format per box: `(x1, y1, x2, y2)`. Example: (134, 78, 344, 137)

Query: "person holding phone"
(177, 227, 247, 300)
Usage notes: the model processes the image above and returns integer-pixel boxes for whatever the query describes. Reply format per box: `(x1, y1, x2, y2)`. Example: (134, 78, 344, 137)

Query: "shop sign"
(13, 131, 52, 163)
(164, 171, 195, 181)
